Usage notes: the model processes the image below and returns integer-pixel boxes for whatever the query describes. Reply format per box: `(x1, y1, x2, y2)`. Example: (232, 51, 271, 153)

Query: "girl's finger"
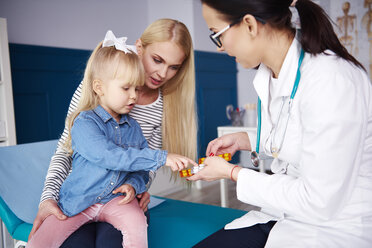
(187, 158, 198, 167)
(118, 196, 130, 205)
(181, 158, 189, 168)
(177, 160, 185, 170)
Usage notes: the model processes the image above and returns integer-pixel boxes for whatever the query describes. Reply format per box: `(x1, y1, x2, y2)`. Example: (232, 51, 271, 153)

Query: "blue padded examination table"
(0, 140, 246, 247)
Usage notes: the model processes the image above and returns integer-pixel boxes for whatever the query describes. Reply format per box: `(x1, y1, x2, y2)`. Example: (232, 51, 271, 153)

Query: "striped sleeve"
(129, 90, 163, 150)
(40, 83, 82, 204)
(129, 90, 163, 187)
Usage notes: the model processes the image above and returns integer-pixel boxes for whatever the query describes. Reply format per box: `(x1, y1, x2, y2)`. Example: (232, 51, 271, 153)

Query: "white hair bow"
(102, 30, 137, 54)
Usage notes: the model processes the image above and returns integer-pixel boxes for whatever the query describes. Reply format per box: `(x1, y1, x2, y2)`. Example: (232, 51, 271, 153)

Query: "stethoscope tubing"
(252, 49, 305, 166)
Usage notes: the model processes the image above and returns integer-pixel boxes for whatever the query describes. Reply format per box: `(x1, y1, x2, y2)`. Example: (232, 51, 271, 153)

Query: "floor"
(162, 179, 260, 212)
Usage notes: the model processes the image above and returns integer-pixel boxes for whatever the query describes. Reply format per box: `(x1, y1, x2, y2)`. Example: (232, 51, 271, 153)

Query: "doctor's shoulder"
(295, 51, 369, 106)
(301, 51, 365, 84)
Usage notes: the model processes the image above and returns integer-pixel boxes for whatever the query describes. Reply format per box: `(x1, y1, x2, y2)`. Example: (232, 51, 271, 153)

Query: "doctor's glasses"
(209, 19, 240, 48)
(209, 16, 266, 48)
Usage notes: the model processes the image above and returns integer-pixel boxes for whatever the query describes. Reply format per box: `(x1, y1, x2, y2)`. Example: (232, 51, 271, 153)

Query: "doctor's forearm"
(236, 132, 252, 151)
(230, 165, 242, 182)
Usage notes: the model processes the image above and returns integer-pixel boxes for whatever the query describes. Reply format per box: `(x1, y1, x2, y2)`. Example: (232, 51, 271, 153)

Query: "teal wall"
(194, 51, 237, 158)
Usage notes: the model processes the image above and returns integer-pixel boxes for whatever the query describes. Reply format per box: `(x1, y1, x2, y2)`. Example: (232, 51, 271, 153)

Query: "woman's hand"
(206, 132, 251, 156)
(136, 191, 151, 212)
(113, 184, 136, 205)
(28, 199, 67, 239)
(188, 156, 238, 181)
(165, 153, 198, 171)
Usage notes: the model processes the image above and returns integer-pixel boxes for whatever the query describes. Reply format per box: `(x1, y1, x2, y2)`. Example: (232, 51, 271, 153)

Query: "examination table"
(0, 140, 245, 248)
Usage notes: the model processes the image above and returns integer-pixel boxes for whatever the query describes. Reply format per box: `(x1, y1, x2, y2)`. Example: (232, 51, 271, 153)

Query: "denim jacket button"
(115, 126, 118, 129)
(97, 196, 101, 200)
(110, 182, 114, 185)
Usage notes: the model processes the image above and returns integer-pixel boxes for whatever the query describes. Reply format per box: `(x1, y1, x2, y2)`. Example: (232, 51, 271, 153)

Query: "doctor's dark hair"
(201, 0, 365, 70)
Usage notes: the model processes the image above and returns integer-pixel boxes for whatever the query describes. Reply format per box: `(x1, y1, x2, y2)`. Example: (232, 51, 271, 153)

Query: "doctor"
(188, 0, 372, 247)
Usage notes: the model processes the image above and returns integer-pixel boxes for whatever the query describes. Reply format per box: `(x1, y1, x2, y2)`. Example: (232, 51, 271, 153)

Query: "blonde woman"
(30, 19, 197, 247)
(28, 30, 194, 248)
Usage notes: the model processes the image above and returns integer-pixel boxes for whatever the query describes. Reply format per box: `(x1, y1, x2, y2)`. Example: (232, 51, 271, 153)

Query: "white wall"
(0, 0, 149, 49)
(0, 0, 217, 51)
(147, 0, 194, 40)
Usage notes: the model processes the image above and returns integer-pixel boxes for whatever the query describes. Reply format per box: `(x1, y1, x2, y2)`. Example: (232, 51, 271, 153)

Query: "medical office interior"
(0, 0, 371, 247)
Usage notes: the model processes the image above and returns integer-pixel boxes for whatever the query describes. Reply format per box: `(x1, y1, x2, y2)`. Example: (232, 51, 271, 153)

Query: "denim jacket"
(58, 105, 167, 216)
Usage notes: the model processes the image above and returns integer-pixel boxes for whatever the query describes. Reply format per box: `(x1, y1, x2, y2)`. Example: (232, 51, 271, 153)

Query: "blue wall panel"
(9, 44, 91, 144)
(195, 51, 238, 160)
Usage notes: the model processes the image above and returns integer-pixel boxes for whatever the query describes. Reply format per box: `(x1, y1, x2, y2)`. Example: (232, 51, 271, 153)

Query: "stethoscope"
(251, 49, 305, 167)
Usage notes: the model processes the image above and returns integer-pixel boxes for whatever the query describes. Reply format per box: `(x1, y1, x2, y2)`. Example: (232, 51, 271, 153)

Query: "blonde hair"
(140, 19, 197, 162)
(64, 42, 145, 154)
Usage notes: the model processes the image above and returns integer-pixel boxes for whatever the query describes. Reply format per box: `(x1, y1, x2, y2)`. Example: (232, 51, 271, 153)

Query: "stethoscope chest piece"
(251, 151, 260, 167)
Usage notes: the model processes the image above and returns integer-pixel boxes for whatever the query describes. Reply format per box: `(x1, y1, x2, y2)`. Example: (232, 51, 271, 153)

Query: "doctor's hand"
(113, 184, 136, 205)
(29, 199, 67, 239)
(165, 153, 198, 171)
(206, 132, 251, 157)
(188, 156, 239, 182)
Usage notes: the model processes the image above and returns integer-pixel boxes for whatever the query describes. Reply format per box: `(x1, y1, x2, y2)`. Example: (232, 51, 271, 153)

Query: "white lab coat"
(225, 38, 372, 247)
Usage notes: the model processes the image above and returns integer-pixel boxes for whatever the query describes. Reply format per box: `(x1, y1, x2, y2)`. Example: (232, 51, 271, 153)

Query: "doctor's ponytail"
(295, 0, 365, 70)
(201, 0, 365, 70)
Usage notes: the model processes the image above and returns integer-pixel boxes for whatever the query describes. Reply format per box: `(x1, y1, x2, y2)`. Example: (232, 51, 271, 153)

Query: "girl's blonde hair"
(64, 42, 145, 154)
(140, 19, 197, 162)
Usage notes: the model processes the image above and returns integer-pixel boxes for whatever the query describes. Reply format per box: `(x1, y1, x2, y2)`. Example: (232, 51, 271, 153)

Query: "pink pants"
(27, 196, 148, 248)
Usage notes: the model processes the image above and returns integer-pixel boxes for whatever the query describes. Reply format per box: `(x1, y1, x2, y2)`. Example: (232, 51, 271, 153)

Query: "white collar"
(253, 36, 303, 110)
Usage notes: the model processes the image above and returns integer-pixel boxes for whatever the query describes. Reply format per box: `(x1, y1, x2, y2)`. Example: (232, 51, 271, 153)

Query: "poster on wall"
(329, 0, 371, 80)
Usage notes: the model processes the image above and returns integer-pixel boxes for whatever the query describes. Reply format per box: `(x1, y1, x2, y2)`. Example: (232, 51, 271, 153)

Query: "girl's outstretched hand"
(206, 132, 251, 157)
(165, 153, 198, 171)
(113, 184, 136, 205)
